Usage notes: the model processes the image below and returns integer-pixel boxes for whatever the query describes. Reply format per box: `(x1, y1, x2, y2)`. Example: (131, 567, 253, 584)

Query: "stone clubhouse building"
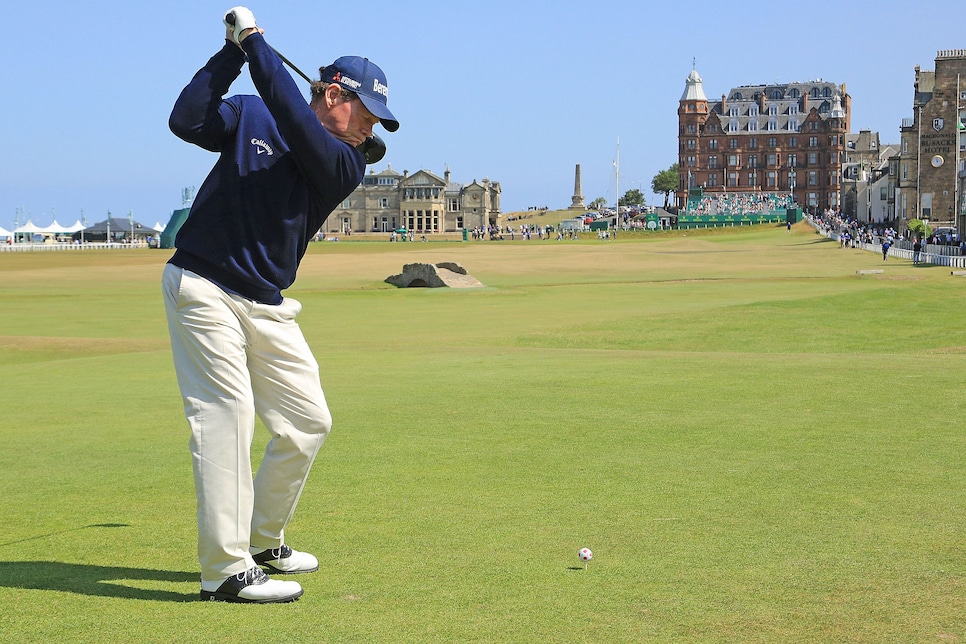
(318, 166, 501, 235)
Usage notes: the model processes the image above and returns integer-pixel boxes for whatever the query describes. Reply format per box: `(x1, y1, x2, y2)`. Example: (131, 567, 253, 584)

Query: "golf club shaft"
(225, 13, 313, 84)
(271, 47, 313, 85)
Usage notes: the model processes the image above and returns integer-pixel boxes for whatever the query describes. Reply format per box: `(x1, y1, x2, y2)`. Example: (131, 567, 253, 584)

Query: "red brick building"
(677, 68, 850, 214)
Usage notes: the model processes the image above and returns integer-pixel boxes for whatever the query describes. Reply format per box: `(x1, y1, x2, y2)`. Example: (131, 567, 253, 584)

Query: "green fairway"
(0, 224, 963, 642)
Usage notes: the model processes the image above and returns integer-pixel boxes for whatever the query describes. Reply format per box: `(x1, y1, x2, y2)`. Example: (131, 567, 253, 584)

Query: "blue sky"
(3, 0, 964, 229)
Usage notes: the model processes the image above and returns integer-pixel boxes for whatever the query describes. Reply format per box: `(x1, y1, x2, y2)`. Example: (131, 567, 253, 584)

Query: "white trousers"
(162, 265, 331, 583)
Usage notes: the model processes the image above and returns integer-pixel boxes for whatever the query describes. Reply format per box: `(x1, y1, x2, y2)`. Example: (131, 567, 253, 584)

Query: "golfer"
(163, 7, 398, 603)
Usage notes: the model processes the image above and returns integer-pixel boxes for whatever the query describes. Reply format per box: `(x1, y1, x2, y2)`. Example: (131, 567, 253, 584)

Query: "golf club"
(224, 11, 387, 164)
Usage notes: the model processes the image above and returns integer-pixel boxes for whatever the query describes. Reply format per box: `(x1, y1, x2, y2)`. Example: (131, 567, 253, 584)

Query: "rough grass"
(0, 223, 963, 642)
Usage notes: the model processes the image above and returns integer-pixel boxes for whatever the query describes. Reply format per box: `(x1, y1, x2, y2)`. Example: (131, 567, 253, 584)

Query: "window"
(767, 119, 778, 131)
(788, 119, 799, 132)
(708, 155, 719, 169)
(810, 88, 820, 98)
(921, 193, 933, 219)
(341, 199, 352, 208)
(808, 152, 818, 165)
(789, 104, 798, 115)
(772, 90, 782, 100)
(729, 105, 740, 117)
(768, 104, 778, 116)
(789, 137, 798, 147)
(748, 154, 757, 168)
(729, 119, 740, 132)
(767, 153, 779, 166)
(749, 120, 759, 132)
(687, 124, 696, 133)
(788, 153, 797, 167)
(901, 164, 908, 180)
(808, 136, 819, 147)
(708, 172, 718, 187)
(728, 154, 740, 166)
(380, 197, 390, 208)
(749, 137, 758, 149)
(449, 198, 461, 212)
(768, 137, 778, 148)
(729, 138, 739, 149)
(733, 92, 743, 101)
(749, 104, 759, 117)
(767, 171, 777, 187)
(789, 88, 800, 99)
(687, 156, 696, 167)
(728, 172, 739, 187)
(687, 139, 696, 150)
(808, 171, 818, 186)
(823, 87, 831, 97)
(709, 139, 719, 150)
(748, 170, 758, 185)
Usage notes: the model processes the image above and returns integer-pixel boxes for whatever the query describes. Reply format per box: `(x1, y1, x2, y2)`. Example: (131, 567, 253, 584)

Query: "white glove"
(224, 6, 257, 45)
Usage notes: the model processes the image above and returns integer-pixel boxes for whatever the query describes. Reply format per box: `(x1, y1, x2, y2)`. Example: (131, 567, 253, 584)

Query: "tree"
(619, 189, 646, 207)
(651, 163, 679, 209)
(589, 197, 608, 210)
(907, 219, 932, 238)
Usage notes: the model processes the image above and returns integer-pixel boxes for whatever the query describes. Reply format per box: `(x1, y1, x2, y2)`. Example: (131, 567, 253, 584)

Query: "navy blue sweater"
(168, 34, 365, 305)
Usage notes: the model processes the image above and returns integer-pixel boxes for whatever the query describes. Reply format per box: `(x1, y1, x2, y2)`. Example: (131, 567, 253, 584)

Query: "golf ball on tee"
(578, 547, 593, 562)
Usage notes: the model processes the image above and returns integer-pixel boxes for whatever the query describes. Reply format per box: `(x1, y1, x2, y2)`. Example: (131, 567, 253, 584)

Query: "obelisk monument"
(569, 163, 586, 210)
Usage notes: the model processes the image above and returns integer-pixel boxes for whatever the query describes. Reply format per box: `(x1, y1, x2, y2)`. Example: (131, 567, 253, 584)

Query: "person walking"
(163, 6, 398, 603)
(882, 238, 892, 261)
(913, 237, 923, 265)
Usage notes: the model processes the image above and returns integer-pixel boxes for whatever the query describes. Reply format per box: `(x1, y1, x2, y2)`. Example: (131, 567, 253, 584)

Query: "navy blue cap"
(320, 56, 399, 132)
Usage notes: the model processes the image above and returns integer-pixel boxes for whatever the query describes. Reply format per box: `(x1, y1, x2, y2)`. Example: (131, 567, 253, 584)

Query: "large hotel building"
(894, 50, 966, 232)
(677, 68, 849, 214)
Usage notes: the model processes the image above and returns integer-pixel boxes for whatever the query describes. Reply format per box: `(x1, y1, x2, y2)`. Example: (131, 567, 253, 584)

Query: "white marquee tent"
(13, 221, 44, 235)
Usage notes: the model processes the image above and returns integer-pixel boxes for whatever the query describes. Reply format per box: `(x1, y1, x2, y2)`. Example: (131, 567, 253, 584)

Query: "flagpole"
(957, 73, 962, 234)
(615, 137, 620, 232)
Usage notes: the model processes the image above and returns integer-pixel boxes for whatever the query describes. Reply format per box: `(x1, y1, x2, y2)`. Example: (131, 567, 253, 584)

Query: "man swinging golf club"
(164, 6, 398, 603)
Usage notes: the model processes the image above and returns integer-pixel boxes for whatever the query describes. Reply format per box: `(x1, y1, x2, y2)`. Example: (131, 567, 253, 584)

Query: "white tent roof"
(0, 226, 11, 237)
(14, 221, 44, 233)
(64, 220, 87, 233)
(152, 221, 165, 232)
(38, 220, 73, 234)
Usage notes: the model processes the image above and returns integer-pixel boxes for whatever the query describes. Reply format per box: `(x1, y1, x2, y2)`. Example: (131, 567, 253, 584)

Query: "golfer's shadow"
(0, 560, 197, 602)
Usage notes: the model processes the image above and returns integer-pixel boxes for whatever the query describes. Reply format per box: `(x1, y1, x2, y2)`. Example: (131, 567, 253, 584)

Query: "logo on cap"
(373, 78, 388, 98)
(332, 72, 363, 91)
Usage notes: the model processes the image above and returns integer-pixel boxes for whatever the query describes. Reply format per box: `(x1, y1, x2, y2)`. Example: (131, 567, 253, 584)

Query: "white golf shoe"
(200, 566, 302, 603)
(251, 544, 319, 574)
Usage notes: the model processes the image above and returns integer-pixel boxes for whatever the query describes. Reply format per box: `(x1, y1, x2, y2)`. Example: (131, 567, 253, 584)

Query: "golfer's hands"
(224, 6, 261, 45)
